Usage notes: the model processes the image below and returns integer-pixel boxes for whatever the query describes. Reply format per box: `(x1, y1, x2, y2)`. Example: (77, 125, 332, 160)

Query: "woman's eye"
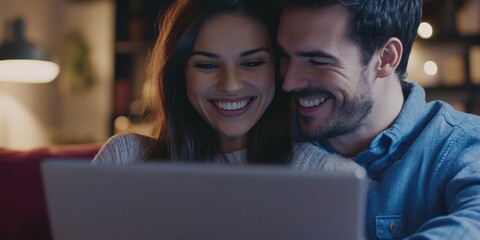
(242, 61, 264, 68)
(195, 63, 218, 70)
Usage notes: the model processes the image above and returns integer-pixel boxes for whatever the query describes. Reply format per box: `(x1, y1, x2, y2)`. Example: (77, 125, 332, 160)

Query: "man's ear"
(376, 37, 403, 78)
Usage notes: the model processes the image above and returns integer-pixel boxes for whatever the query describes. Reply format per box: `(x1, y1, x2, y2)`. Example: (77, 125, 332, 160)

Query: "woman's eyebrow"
(190, 51, 219, 58)
(190, 47, 269, 58)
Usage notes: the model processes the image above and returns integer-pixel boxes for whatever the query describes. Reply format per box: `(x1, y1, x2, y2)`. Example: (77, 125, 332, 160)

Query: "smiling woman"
(185, 13, 275, 153)
(92, 0, 293, 164)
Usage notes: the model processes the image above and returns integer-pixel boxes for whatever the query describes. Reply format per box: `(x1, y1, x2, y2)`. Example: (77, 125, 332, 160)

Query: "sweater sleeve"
(291, 142, 359, 172)
(92, 133, 155, 164)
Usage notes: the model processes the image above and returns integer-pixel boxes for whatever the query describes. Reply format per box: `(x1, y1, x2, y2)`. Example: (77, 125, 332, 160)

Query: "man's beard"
(297, 75, 374, 140)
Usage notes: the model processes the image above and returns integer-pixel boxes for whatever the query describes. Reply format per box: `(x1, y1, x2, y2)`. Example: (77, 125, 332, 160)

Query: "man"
(277, 0, 480, 239)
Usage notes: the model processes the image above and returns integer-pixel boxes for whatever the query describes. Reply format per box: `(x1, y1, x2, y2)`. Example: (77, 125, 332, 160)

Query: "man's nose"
(218, 66, 244, 92)
(281, 60, 308, 92)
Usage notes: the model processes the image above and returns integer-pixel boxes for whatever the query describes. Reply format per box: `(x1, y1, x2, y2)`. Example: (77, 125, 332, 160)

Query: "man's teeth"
(216, 99, 249, 111)
(298, 97, 326, 108)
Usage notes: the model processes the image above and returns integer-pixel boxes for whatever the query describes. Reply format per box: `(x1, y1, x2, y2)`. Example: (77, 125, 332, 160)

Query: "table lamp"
(0, 18, 59, 83)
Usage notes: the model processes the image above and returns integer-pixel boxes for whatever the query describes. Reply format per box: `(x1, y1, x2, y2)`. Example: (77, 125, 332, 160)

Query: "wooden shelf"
(418, 34, 480, 45)
(111, 0, 173, 135)
(115, 40, 154, 54)
(416, 3, 480, 114)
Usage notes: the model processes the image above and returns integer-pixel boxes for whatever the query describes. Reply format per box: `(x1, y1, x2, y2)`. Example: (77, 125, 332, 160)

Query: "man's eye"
(242, 61, 264, 67)
(195, 63, 218, 70)
(309, 59, 328, 66)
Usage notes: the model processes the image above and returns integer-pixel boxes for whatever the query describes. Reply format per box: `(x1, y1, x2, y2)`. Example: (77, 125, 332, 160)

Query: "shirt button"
(389, 222, 398, 233)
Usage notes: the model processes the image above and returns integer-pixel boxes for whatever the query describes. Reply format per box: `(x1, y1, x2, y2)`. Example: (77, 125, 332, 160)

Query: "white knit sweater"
(92, 133, 359, 172)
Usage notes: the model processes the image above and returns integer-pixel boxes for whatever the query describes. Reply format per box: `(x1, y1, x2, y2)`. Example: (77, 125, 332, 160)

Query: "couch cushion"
(0, 144, 101, 240)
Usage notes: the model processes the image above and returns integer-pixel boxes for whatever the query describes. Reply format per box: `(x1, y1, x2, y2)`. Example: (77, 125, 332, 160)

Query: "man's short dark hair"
(280, 0, 422, 80)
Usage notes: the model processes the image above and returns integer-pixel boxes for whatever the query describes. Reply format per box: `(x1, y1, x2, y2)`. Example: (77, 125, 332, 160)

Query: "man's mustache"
(292, 88, 334, 99)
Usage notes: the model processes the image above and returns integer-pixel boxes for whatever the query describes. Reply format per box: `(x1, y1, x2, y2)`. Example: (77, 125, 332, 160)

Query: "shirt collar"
(354, 81, 430, 179)
(314, 82, 429, 179)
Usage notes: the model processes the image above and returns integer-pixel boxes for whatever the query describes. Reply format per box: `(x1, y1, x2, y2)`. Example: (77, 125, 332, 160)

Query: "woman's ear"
(376, 37, 403, 78)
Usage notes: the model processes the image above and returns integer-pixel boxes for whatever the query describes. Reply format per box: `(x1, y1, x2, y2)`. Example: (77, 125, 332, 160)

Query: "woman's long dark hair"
(145, 0, 292, 164)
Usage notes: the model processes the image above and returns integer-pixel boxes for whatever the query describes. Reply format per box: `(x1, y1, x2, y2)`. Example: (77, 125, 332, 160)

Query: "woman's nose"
(217, 66, 244, 92)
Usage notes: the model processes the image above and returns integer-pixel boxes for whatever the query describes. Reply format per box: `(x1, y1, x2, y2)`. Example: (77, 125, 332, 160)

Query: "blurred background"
(0, 0, 172, 150)
(410, 0, 480, 114)
(0, 0, 479, 150)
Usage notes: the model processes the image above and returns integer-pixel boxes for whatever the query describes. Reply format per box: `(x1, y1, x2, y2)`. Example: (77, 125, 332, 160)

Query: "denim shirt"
(314, 82, 480, 239)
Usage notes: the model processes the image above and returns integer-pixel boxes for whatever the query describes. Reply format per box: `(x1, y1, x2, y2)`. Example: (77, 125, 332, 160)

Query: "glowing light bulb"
(418, 22, 433, 39)
(0, 60, 59, 83)
(424, 61, 438, 76)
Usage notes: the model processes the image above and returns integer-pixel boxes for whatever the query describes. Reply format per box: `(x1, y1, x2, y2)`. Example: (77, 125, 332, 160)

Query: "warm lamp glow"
(418, 22, 433, 39)
(424, 61, 438, 76)
(0, 59, 59, 83)
(114, 116, 130, 132)
(0, 18, 60, 84)
(129, 100, 144, 115)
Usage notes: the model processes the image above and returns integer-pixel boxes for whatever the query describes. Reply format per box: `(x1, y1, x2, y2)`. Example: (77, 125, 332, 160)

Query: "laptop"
(42, 160, 368, 240)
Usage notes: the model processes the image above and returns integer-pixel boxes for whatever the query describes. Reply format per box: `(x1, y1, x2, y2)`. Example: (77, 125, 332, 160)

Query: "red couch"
(0, 144, 101, 240)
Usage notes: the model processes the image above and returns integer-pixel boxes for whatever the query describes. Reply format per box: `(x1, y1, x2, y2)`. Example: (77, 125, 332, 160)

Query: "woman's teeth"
(215, 99, 249, 111)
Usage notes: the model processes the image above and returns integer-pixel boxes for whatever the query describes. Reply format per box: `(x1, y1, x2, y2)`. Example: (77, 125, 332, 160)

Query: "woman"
(93, 0, 357, 172)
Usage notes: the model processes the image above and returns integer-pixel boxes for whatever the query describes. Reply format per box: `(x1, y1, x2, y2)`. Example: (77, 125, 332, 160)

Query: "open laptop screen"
(42, 160, 367, 240)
